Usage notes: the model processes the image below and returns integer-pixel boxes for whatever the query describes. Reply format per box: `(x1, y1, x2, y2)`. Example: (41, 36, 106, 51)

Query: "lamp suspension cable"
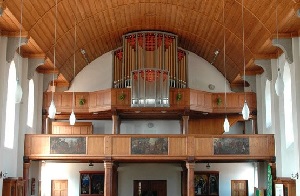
(48, 0, 58, 119)
(241, 0, 250, 120)
(223, 0, 229, 133)
(69, 0, 77, 125)
(15, 0, 24, 103)
(53, 0, 57, 98)
(274, 0, 284, 96)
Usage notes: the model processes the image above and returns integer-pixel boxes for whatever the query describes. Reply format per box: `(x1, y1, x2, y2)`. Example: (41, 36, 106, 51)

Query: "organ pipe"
(113, 31, 187, 89)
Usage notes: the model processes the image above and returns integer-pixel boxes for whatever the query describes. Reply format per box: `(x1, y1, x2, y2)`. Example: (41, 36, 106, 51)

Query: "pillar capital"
(28, 58, 45, 80)
(104, 160, 114, 169)
(6, 37, 28, 63)
(254, 59, 272, 80)
(43, 73, 58, 92)
(272, 38, 293, 64)
(243, 75, 256, 93)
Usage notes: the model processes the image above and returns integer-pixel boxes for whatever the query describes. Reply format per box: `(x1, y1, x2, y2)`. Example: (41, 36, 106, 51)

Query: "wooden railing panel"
(212, 92, 257, 113)
(51, 122, 93, 134)
(169, 88, 190, 108)
(249, 135, 274, 156)
(194, 137, 213, 156)
(169, 137, 186, 156)
(87, 137, 105, 155)
(190, 89, 212, 112)
(43, 88, 257, 116)
(30, 136, 50, 155)
(111, 88, 131, 107)
(89, 89, 112, 112)
(112, 137, 130, 155)
(24, 134, 274, 161)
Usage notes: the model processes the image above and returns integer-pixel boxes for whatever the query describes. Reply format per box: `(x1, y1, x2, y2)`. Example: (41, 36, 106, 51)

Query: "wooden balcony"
(24, 134, 274, 162)
(43, 88, 257, 119)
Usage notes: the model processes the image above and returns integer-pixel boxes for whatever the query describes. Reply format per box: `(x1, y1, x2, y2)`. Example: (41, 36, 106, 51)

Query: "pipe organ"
(113, 31, 188, 107)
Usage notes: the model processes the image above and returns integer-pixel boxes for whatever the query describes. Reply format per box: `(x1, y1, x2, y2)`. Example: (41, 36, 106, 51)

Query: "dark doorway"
(133, 180, 167, 196)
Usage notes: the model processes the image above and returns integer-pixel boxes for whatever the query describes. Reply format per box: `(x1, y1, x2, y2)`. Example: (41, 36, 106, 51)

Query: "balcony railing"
(24, 134, 274, 162)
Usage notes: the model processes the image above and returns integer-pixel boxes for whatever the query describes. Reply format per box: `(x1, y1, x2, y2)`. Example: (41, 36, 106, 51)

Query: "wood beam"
(253, 53, 278, 59)
(22, 53, 46, 59)
(36, 67, 59, 74)
(1, 30, 28, 37)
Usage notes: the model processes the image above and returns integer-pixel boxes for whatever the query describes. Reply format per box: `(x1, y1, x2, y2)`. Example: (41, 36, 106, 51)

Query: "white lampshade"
(48, 100, 56, 119)
(223, 116, 230, 133)
(275, 70, 284, 96)
(242, 101, 250, 120)
(69, 110, 76, 125)
(15, 80, 23, 103)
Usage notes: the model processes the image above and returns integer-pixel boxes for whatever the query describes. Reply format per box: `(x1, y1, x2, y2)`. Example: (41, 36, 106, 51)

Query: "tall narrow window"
(283, 62, 294, 148)
(4, 61, 17, 148)
(27, 79, 34, 127)
(265, 80, 272, 128)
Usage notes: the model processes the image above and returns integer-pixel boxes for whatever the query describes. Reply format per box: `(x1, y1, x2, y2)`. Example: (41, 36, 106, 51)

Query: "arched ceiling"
(1, 0, 300, 88)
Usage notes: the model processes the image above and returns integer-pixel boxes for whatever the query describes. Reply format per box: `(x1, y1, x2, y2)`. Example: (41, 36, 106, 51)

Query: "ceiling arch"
(1, 0, 298, 87)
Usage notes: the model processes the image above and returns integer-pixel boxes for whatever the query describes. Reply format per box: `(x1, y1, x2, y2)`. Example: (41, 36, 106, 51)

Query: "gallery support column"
(112, 163, 119, 196)
(186, 161, 195, 196)
(112, 114, 120, 134)
(104, 160, 114, 196)
(23, 157, 31, 196)
(182, 115, 189, 134)
(181, 163, 188, 196)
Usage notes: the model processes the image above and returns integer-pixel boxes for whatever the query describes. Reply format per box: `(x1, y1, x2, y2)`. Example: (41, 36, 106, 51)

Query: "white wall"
(188, 52, 232, 93)
(68, 52, 113, 92)
(40, 162, 256, 196)
(118, 163, 182, 196)
(195, 163, 256, 196)
(69, 51, 231, 93)
(0, 36, 8, 192)
(41, 162, 105, 196)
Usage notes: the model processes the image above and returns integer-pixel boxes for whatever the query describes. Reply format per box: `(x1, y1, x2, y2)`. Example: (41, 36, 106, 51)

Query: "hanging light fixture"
(69, 0, 77, 126)
(222, 0, 229, 133)
(15, 0, 24, 103)
(241, 0, 250, 120)
(48, 0, 58, 119)
(274, 0, 284, 96)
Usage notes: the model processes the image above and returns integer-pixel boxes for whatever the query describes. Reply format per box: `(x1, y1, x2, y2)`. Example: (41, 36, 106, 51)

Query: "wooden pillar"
(182, 115, 189, 134)
(45, 117, 52, 134)
(112, 114, 119, 134)
(23, 157, 30, 196)
(104, 161, 113, 196)
(180, 119, 183, 134)
(186, 161, 195, 196)
(112, 163, 119, 196)
(181, 163, 188, 196)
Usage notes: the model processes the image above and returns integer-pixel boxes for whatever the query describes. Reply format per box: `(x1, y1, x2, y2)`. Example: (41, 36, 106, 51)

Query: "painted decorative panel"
(131, 138, 168, 155)
(50, 137, 86, 154)
(213, 138, 249, 155)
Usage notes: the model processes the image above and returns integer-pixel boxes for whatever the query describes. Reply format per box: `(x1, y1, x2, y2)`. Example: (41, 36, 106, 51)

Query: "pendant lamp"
(69, 110, 76, 125)
(241, 0, 250, 120)
(70, 0, 77, 125)
(275, 68, 284, 96)
(48, 0, 58, 119)
(15, 0, 24, 103)
(222, 0, 230, 133)
(223, 116, 230, 133)
(274, 0, 284, 96)
(15, 79, 23, 103)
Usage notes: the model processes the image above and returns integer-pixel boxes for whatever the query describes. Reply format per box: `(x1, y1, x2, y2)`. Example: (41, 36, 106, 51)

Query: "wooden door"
(134, 180, 167, 196)
(231, 180, 248, 196)
(51, 180, 68, 196)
